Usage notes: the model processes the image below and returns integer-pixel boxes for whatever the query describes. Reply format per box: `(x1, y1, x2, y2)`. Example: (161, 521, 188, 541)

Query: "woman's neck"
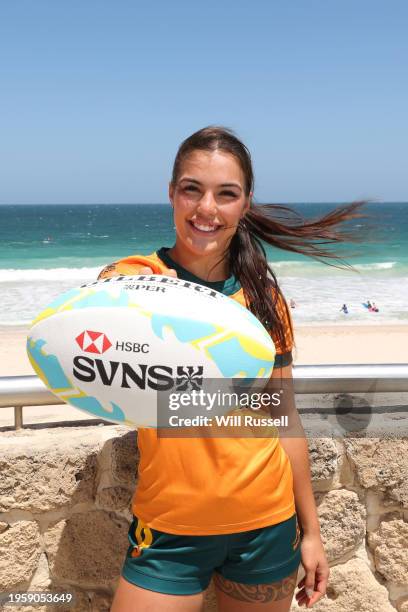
(166, 245, 230, 282)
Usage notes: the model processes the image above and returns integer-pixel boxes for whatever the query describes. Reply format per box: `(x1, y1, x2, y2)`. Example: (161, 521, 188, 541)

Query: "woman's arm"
(265, 363, 330, 607)
(268, 363, 321, 536)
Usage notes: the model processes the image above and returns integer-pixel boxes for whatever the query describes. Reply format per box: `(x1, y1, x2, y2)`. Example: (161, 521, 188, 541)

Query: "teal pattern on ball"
(69, 397, 125, 422)
(27, 338, 72, 389)
(151, 313, 216, 342)
(27, 337, 125, 423)
(207, 336, 274, 378)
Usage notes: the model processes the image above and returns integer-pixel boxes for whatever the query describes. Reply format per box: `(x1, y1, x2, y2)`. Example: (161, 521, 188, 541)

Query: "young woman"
(100, 126, 364, 611)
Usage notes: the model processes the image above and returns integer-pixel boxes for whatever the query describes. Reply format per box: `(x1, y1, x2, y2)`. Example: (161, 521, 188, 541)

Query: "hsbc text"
(115, 341, 150, 353)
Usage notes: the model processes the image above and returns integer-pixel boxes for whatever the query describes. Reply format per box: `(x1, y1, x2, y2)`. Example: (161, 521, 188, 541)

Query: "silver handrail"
(1, 364, 407, 430)
(294, 363, 408, 393)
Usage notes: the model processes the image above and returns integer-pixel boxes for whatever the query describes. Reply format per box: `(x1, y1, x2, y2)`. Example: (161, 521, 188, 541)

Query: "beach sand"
(0, 324, 406, 428)
(292, 324, 407, 365)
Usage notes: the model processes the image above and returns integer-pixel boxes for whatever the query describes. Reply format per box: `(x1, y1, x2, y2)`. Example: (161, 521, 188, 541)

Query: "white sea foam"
(268, 260, 406, 279)
(0, 260, 396, 283)
(0, 262, 316, 282)
(353, 262, 397, 270)
(0, 264, 407, 326)
(269, 260, 399, 271)
(268, 260, 309, 268)
(0, 267, 101, 282)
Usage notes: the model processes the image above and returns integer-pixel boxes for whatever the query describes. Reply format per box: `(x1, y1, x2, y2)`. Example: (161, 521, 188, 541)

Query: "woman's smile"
(187, 217, 223, 235)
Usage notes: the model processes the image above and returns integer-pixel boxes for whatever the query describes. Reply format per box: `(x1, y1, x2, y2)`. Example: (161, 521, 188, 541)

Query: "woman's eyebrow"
(179, 177, 201, 184)
(179, 177, 242, 190)
(220, 183, 242, 190)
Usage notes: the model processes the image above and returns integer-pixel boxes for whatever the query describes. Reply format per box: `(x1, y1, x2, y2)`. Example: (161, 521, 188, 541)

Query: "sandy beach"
(2, 324, 406, 376)
(0, 323, 407, 428)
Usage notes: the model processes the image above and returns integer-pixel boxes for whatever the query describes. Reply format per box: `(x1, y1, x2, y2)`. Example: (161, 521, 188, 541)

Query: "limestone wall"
(0, 423, 407, 611)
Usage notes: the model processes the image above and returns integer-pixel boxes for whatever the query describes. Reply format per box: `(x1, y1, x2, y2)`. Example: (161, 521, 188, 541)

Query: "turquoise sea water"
(1, 202, 407, 325)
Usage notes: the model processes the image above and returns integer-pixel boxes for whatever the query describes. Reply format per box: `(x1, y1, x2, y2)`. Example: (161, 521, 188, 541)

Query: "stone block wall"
(0, 424, 407, 611)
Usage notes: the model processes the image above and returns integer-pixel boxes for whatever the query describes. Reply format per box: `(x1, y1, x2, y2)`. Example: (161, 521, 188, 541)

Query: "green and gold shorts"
(122, 513, 302, 595)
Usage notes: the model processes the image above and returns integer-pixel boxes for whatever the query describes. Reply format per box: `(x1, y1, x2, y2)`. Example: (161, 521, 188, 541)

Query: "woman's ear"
(168, 182, 174, 207)
(242, 192, 252, 217)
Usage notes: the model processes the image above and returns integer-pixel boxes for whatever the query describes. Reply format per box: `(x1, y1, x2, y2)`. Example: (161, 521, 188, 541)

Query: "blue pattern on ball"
(27, 338, 72, 389)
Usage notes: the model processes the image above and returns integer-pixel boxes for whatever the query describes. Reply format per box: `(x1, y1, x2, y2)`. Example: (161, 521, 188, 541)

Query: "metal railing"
(1, 364, 407, 430)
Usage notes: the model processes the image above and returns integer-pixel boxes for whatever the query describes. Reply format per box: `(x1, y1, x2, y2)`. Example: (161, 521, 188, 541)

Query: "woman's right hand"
(98, 264, 177, 280)
(139, 266, 178, 278)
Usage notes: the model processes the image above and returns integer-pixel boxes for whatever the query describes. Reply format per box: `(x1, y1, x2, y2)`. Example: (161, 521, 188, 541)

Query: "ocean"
(1, 202, 407, 326)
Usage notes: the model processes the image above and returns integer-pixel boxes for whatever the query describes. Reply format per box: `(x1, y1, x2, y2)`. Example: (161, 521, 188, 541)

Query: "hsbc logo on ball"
(75, 330, 112, 354)
(75, 331, 149, 354)
(73, 329, 203, 391)
(72, 329, 204, 391)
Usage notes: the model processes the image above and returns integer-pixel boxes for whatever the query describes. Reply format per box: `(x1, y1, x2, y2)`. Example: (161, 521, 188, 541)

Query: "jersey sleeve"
(97, 254, 169, 280)
(270, 290, 294, 368)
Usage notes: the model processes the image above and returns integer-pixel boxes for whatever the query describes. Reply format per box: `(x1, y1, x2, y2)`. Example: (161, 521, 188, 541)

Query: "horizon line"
(1, 200, 407, 206)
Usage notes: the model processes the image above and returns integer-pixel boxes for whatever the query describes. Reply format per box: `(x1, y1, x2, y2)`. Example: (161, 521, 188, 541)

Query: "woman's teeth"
(191, 221, 220, 232)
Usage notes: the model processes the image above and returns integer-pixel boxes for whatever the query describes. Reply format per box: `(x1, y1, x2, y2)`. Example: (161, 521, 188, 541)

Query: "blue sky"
(0, 0, 407, 204)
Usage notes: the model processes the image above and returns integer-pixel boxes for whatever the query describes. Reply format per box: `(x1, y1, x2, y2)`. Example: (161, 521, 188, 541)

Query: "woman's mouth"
(188, 220, 222, 234)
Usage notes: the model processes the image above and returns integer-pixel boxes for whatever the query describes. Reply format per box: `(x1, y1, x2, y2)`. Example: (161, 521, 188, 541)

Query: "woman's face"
(169, 149, 251, 258)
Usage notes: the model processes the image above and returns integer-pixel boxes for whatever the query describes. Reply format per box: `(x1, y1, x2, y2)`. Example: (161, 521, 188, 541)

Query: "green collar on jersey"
(156, 247, 242, 297)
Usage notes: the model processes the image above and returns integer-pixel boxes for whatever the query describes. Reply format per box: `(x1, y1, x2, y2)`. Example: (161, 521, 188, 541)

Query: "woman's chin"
(186, 239, 223, 256)
(177, 233, 222, 254)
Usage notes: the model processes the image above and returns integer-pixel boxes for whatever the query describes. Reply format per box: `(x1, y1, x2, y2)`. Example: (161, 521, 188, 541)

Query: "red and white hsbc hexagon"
(75, 330, 112, 354)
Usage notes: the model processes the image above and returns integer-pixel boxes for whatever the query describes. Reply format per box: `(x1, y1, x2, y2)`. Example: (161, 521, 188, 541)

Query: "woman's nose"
(197, 191, 217, 215)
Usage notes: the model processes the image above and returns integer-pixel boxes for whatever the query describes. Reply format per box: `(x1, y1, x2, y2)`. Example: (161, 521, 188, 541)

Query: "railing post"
(14, 406, 23, 430)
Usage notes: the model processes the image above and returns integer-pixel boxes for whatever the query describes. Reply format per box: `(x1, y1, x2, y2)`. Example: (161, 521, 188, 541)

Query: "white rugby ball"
(27, 275, 276, 427)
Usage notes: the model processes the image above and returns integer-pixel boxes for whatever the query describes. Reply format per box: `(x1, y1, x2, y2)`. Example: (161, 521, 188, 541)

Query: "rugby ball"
(27, 275, 276, 427)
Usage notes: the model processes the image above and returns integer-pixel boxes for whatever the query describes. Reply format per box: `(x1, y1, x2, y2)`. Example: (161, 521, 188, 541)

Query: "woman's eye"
(183, 186, 236, 198)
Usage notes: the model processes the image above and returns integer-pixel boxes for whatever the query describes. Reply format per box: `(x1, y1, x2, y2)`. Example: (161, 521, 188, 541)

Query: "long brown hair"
(171, 125, 367, 350)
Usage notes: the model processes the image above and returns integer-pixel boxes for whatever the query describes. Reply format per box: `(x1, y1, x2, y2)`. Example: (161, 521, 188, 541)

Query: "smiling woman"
(98, 126, 368, 612)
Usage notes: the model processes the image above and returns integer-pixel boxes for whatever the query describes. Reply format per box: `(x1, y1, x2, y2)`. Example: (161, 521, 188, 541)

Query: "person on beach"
(290, 298, 297, 309)
(98, 126, 365, 611)
(340, 304, 349, 314)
